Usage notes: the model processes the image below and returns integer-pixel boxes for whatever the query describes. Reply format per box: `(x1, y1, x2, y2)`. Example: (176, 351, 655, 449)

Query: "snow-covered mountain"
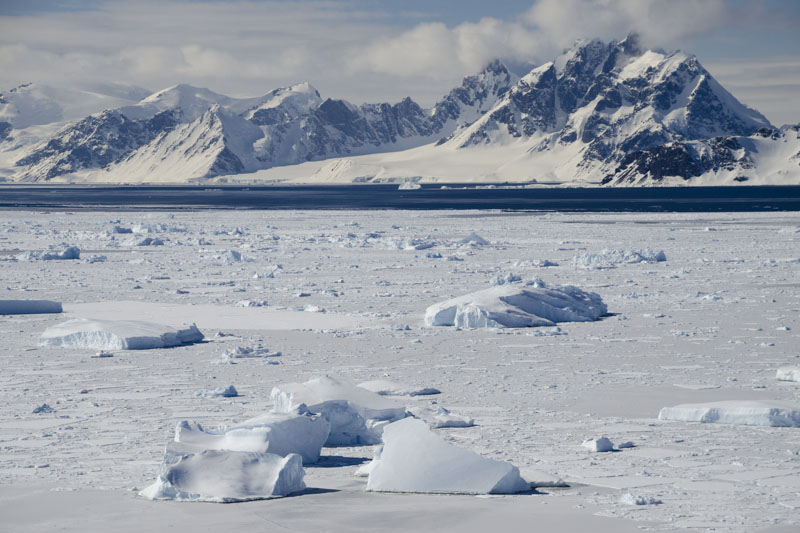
(3, 36, 798, 185)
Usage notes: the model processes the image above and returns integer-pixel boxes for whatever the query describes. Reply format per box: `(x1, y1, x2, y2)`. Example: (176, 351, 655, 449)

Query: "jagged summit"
(3, 36, 796, 185)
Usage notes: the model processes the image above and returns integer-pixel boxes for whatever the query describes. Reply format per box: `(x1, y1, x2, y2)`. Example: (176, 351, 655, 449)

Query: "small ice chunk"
(32, 403, 54, 414)
(430, 406, 475, 428)
(582, 437, 615, 452)
(174, 406, 330, 464)
(658, 400, 800, 427)
(195, 385, 238, 398)
(0, 300, 62, 315)
(139, 445, 305, 502)
(221, 346, 280, 361)
(365, 418, 528, 494)
(398, 182, 421, 190)
(357, 380, 440, 397)
(776, 367, 800, 382)
(620, 493, 662, 505)
(617, 441, 635, 449)
(235, 300, 268, 308)
(271, 376, 407, 446)
(425, 284, 607, 329)
(42, 246, 80, 260)
(40, 318, 203, 350)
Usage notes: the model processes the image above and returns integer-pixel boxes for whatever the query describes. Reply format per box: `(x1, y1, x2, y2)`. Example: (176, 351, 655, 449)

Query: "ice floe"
(140, 445, 305, 502)
(573, 248, 666, 270)
(425, 283, 607, 328)
(271, 376, 407, 446)
(0, 300, 62, 314)
(357, 380, 440, 397)
(40, 318, 203, 350)
(658, 400, 800, 427)
(174, 405, 330, 464)
(365, 418, 528, 494)
(776, 367, 800, 382)
(582, 437, 615, 452)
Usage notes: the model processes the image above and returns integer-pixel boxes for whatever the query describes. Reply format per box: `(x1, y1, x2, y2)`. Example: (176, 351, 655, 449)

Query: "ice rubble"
(398, 181, 421, 190)
(40, 318, 203, 350)
(174, 405, 330, 464)
(16, 246, 80, 261)
(357, 380, 440, 397)
(221, 345, 280, 362)
(658, 401, 800, 427)
(140, 445, 305, 502)
(0, 300, 62, 314)
(425, 283, 607, 328)
(365, 418, 529, 494)
(430, 406, 475, 428)
(573, 248, 666, 270)
(776, 367, 800, 382)
(270, 376, 407, 446)
(195, 385, 238, 398)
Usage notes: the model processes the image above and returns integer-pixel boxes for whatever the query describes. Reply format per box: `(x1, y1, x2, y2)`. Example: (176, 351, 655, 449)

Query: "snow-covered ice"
(140, 444, 305, 502)
(425, 283, 607, 328)
(658, 400, 800, 427)
(39, 318, 203, 350)
(776, 367, 800, 382)
(357, 379, 440, 397)
(174, 405, 330, 464)
(365, 418, 529, 494)
(271, 376, 407, 445)
(195, 385, 238, 398)
(582, 437, 615, 452)
(0, 300, 62, 314)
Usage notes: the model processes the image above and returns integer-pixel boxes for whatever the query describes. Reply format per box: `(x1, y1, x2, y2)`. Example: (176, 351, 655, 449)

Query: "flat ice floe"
(658, 400, 800, 427)
(271, 376, 407, 446)
(425, 283, 606, 328)
(140, 444, 305, 502)
(174, 406, 330, 464)
(776, 367, 800, 382)
(357, 379, 440, 396)
(0, 300, 62, 314)
(365, 418, 529, 494)
(39, 318, 203, 350)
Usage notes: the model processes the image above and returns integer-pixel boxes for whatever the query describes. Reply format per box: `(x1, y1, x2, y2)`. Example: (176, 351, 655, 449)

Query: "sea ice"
(365, 418, 528, 494)
(0, 300, 62, 314)
(776, 367, 800, 382)
(430, 406, 475, 428)
(425, 283, 607, 328)
(357, 379, 440, 397)
(221, 345, 280, 362)
(582, 437, 615, 452)
(620, 493, 662, 505)
(459, 232, 489, 246)
(573, 248, 666, 270)
(140, 444, 305, 502)
(658, 400, 800, 427)
(40, 318, 203, 350)
(174, 405, 330, 464)
(271, 376, 407, 446)
(16, 246, 80, 261)
(398, 181, 421, 190)
(195, 385, 238, 398)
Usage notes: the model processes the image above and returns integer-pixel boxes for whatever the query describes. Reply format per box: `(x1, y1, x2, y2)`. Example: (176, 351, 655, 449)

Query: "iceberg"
(139, 444, 305, 502)
(0, 300, 62, 314)
(365, 418, 528, 494)
(174, 405, 330, 464)
(658, 400, 800, 427)
(425, 284, 607, 328)
(271, 376, 407, 446)
(40, 318, 203, 350)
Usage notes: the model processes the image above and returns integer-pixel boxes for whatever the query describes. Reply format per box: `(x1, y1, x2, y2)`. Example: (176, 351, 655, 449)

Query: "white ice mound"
(270, 376, 407, 446)
(573, 248, 666, 270)
(776, 367, 800, 382)
(0, 300, 62, 314)
(40, 318, 203, 350)
(140, 444, 305, 502)
(658, 400, 800, 427)
(357, 379, 440, 397)
(365, 418, 528, 494)
(174, 405, 330, 464)
(425, 284, 607, 328)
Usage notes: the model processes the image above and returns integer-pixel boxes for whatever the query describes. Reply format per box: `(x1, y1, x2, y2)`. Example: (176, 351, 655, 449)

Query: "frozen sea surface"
(0, 209, 799, 532)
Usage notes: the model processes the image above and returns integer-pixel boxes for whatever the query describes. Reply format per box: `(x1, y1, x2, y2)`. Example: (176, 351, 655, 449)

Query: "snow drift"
(0, 300, 62, 314)
(39, 318, 203, 350)
(270, 376, 407, 446)
(174, 405, 331, 464)
(365, 418, 528, 494)
(140, 443, 305, 502)
(425, 283, 607, 328)
(658, 400, 800, 427)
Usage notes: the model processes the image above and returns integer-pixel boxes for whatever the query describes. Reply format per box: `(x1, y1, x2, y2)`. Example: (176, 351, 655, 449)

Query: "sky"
(1, 0, 799, 125)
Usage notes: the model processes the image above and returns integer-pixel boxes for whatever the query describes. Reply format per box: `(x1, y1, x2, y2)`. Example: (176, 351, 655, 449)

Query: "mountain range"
(1, 35, 798, 186)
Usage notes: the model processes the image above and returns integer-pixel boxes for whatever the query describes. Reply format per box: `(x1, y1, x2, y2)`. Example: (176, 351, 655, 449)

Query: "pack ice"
(174, 405, 331, 464)
(270, 376, 407, 446)
(425, 284, 607, 328)
(658, 400, 800, 427)
(365, 418, 529, 494)
(0, 300, 62, 314)
(139, 444, 305, 502)
(39, 318, 203, 350)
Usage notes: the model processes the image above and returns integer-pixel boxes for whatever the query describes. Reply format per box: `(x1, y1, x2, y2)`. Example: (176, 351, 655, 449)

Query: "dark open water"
(1, 185, 800, 212)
